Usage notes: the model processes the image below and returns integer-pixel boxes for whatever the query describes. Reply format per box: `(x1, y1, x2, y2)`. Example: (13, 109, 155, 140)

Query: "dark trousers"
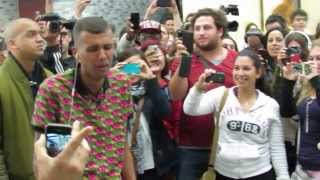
(137, 168, 161, 180)
(216, 169, 275, 180)
(177, 148, 210, 180)
(285, 141, 297, 175)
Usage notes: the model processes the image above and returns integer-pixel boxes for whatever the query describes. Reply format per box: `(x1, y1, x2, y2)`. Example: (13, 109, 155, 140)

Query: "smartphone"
(157, 0, 172, 7)
(130, 12, 140, 30)
(205, 72, 225, 83)
(45, 123, 72, 157)
(120, 63, 141, 75)
(178, 30, 194, 54)
(293, 63, 312, 75)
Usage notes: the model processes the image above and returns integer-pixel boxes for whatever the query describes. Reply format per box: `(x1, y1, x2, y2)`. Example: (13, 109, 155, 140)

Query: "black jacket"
(141, 78, 177, 175)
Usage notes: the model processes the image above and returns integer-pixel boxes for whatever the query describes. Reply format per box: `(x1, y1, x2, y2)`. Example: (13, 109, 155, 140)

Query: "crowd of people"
(0, 0, 319, 180)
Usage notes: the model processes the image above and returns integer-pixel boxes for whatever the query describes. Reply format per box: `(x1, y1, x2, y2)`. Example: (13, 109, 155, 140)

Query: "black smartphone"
(130, 12, 140, 30)
(178, 30, 194, 54)
(157, 0, 172, 7)
(45, 123, 72, 157)
(205, 72, 225, 83)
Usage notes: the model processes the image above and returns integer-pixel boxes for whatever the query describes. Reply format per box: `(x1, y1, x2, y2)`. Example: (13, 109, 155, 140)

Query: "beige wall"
(301, 0, 320, 35)
(182, 0, 319, 48)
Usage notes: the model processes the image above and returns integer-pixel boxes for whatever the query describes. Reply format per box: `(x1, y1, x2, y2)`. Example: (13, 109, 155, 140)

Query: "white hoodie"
(183, 86, 290, 180)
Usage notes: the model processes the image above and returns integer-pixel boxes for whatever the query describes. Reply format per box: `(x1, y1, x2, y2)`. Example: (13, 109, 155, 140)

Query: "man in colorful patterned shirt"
(32, 16, 136, 179)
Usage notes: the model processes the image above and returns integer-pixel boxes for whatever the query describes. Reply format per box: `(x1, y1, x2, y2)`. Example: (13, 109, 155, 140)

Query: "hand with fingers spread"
(34, 121, 93, 180)
(75, 0, 91, 18)
(194, 69, 217, 92)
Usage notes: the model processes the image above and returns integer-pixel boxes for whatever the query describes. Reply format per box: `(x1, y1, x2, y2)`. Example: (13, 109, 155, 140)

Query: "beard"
(195, 38, 219, 51)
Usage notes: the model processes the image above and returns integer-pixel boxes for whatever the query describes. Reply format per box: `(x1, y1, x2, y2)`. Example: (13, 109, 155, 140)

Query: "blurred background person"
(222, 34, 238, 52)
(280, 39, 320, 179)
(0, 37, 7, 65)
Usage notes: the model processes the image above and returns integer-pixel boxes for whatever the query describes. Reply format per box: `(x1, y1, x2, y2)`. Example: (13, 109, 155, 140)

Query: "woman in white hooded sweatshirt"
(183, 49, 290, 180)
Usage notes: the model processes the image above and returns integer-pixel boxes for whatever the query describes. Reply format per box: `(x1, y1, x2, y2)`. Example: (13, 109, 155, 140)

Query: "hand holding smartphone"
(46, 124, 72, 157)
(177, 30, 194, 54)
(205, 72, 225, 83)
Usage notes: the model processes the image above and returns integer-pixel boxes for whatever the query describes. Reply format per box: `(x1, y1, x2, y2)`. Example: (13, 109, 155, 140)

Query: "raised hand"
(195, 69, 216, 92)
(75, 0, 91, 18)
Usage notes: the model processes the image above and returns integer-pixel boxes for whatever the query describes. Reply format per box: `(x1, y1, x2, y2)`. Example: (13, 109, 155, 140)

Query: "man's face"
(193, 16, 222, 51)
(247, 35, 262, 49)
(265, 22, 282, 31)
(292, 15, 307, 31)
(76, 30, 114, 81)
(13, 21, 45, 59)
(59, 27, 72, 54)
(165, 20, 175, 34)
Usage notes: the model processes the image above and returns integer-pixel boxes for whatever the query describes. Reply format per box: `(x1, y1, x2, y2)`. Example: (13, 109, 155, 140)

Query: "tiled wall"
(0, 0, 169, 35)
(0, 0, 19, 32)
(53, 0, 150, 36)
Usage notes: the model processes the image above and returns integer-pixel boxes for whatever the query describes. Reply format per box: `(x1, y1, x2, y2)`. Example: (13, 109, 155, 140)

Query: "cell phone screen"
(120, 63, 141, 75)
(46, 124, 72, 157)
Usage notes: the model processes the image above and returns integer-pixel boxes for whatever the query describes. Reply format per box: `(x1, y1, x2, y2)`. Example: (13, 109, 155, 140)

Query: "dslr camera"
(38, 13, 76, 33)
(286, 46, 301, 57)
(220, 5, 239, 16)
(219, 5, 239, 32)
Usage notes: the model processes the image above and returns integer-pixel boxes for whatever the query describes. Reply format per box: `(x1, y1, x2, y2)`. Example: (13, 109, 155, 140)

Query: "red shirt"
(170, 50, 237, 148)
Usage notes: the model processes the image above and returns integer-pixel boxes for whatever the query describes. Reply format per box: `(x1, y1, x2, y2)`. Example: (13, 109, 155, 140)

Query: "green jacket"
(0, 56, 50, 180)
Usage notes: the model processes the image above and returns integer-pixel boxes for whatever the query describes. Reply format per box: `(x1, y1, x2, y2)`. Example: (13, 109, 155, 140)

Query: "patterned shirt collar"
(74, 65, 109, 96)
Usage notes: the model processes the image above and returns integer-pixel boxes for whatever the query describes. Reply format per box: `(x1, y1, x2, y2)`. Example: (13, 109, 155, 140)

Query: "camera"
(38, 13, 76, 33)
(286, 46, 301, 57)
(220, 5, 239, 16)
(227, 21, 239, 32)
(220, 5, 239, 32)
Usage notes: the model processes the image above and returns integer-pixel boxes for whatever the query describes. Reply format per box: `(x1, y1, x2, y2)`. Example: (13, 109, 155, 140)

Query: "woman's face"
(233, 56, 261, 88)
(222, 38, 236, 51)
(145, 45, 166, 74)
(309, 46, 320, 61)
(267, 30, 284, 59)
(287, 40, 301, 49)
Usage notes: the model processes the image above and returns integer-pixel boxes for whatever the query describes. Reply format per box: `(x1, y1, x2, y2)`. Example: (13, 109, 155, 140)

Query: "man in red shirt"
(169, 8, 237, 180)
